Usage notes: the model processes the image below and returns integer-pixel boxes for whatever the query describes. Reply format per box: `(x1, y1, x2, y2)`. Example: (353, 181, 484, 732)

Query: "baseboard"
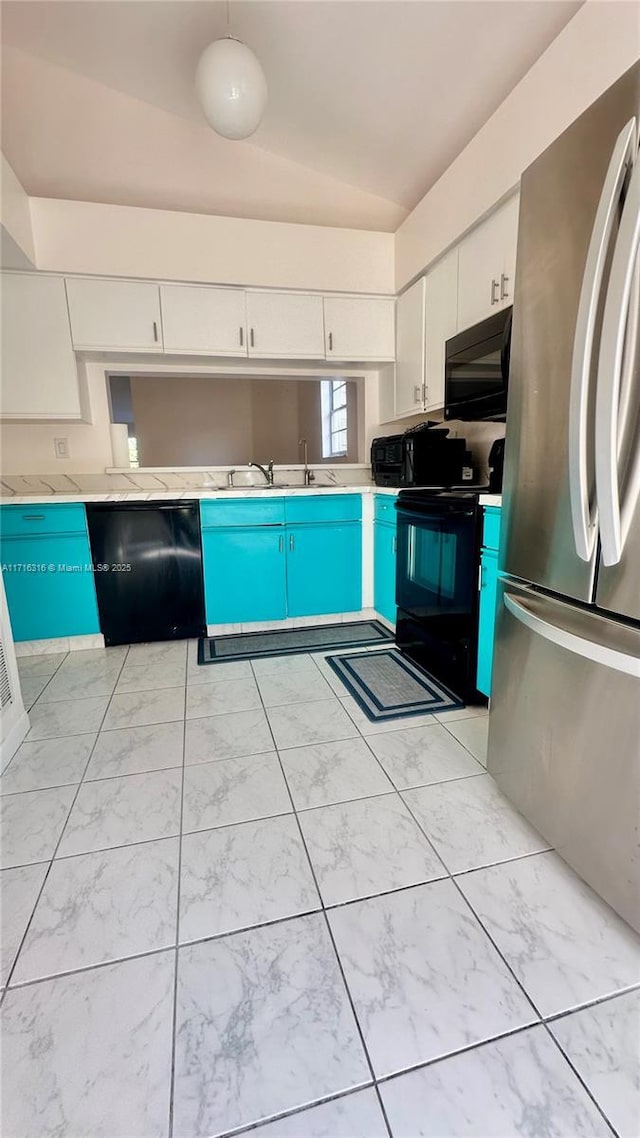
(15, 633, 105, 658)
(0, 707, 29, 770)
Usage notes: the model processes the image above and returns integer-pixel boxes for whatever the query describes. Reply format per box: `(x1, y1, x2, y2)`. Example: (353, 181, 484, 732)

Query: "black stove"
(393, 490, 487, 704)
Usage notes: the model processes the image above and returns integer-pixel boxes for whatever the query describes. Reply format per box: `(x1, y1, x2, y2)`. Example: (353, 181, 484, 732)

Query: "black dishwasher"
(86, 501, 206, 646)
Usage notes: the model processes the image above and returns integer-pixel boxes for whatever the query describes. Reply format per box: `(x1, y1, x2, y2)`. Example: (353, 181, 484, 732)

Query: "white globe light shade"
(195, 38, 267, 140)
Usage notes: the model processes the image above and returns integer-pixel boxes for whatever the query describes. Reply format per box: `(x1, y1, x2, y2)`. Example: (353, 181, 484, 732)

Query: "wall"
(396, 0, 640, 289)
(0, 154, 35, 266)
(130, 375, 254, 468)
(29, 198, 395, 295)
(0, 365, 113, 475)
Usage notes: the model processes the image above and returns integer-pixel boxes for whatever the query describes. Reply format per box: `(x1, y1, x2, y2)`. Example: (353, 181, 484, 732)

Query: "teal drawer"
(284, 494, 361, 525)
(200, 498, 285, 529)
(0, 503, 88, 538)
(482, 506, 502, 552)
(374, 494, 397, 524)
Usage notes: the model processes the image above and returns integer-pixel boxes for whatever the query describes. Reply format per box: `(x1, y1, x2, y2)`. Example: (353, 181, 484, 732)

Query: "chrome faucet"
(249, 460, 274, 485)
(298, 438, 315, 486)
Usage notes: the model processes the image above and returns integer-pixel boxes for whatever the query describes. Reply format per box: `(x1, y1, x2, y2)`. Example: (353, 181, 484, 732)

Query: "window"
(321, 380, 348, 458)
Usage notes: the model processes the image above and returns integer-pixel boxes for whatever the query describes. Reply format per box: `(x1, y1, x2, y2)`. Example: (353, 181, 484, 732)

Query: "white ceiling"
(1, 0, 582, 231)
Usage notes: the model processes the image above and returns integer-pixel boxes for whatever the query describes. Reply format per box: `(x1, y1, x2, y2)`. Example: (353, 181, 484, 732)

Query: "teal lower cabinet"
(374, 521, 397, 625)
(200, 494, 363, 625)
(476, 546, 499, 697)
(202, 526, 287, 624)
(286, 522, 362, 617)
(1, 530, 100, 642)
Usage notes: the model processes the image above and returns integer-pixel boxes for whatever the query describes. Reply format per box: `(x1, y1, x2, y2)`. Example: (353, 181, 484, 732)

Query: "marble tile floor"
(1, 639, 639, 1138)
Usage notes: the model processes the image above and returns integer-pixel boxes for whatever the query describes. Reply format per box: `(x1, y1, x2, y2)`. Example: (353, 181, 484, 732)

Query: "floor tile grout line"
(253, 670, 394, 1138)
(1, 643, 132, 999)
(398, 787, 547, 1025)
(214, 1082, 378, 1138)
(168, 647, 189, 1138)
(541, 1022, 620, 1137)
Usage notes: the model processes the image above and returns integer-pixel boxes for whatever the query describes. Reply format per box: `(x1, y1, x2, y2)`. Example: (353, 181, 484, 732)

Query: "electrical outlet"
(54, 437, 69, 459)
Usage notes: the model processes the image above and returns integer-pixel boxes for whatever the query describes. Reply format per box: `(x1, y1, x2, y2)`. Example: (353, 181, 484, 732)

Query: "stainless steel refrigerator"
(488, 61, 640, 933)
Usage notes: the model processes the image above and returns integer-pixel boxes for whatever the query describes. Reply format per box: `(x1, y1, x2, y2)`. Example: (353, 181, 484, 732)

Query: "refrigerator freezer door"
(501, 61, 640, 601)
(488, 578, 640, 932)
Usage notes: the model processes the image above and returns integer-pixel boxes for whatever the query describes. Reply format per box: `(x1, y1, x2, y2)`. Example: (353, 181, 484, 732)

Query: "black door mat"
(326, 648, 464, 721)
(198, 620, 394, 664)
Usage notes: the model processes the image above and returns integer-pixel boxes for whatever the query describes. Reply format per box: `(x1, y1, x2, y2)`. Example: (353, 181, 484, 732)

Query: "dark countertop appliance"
(86, 500, 206, 646)
(371, 423, 474, 488)
(488, 437, 505, 492)
(444, 306, 512, 421)
(394, 490, 486, 704)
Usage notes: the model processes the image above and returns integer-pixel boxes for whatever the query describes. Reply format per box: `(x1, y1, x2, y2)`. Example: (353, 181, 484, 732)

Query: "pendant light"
(195, 3, 267, 141)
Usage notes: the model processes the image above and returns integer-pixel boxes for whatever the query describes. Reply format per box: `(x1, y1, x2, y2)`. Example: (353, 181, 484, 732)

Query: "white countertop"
(0, 484, 502, 506)
(478, 494, 502, 507)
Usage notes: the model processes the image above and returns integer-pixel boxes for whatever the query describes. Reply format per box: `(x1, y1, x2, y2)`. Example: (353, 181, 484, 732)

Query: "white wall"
(0, 154, 35, 266)
(0, 365, 113, 474)
(29, 198, 395, 295)
(396, 0, 640, 289)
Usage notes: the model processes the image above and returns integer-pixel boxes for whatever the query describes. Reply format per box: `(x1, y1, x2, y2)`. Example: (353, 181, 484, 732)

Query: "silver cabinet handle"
(570, 117, 637, 563)
(500, 273, 509, 300)
(504, 591, 640, 678)
(239, 326, 244, 347)
(278, 534, 284, 553)
(328, 331, 333, 351)
(152, 321, 159, 342)
(250, 328, 255, 348)
(490, 279, 500, 305)
(392, 535, 397, 554)
(23, 514, 45, 521)
(595, 146, 640, 567)
(289, 533, 294, 552)
(414, 385, 422, 404)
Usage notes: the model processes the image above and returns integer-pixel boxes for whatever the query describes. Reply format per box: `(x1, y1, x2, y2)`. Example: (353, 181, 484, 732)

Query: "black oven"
(394, 491, 486, 704)
(444, 306, 511, 421)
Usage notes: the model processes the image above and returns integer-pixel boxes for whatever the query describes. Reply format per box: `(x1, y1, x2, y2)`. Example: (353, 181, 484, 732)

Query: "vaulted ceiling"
(1, 0, 582, 230)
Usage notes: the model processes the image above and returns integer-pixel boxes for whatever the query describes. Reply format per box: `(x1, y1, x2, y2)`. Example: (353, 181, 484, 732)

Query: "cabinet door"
(246, 292, 325, 359)
(424, 248, 458, 412)
(394, 278, 426, 418)
(1, 273, 82, 420)
(160, 284, 247, 355)
(286, 523, 362, 617)
(1, 533, 100, 641)
(476, 547, 499, 697)
(496, 192, 520, 312)
(66, 277, 162, 351)
(457, 195, 519, 332)
(201, 527, 286, 624)
(374, 521, 397, 625)
(324, 296, 395, 361)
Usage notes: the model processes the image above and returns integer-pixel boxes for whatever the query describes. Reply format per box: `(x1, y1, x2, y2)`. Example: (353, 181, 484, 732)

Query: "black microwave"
(444, 306, 512, 421)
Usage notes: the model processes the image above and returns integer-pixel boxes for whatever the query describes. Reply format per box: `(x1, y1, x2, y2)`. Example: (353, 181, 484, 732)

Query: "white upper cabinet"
(66, 277, 163, 351)
(457, 193, 520, 332)
(160, 284, 247, 356)
(323, 296, 395, 361)
(424, 247, 458, 412)
(245, 291, 325, 359)
(1, 272, 85, 420)
(394, 278, 426, 418)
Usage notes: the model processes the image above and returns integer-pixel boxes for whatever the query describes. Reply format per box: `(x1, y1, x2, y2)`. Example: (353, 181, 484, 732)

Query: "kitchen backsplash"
(0, 464, 374, 498)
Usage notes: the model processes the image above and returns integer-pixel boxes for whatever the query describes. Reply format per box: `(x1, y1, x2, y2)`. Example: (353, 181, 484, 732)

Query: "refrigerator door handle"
(595, 149, 640, 567)
(504, 591, 640, 678)
(568, 117, 637, 562)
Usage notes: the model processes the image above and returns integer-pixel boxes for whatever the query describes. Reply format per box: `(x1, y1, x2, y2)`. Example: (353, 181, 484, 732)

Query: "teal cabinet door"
(286, 523, 362, 617)
(374, 521, 397, 625)
(1, 533, 100, 641)
(202, 526, 287, 624)
(476, 547, 499, 697)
